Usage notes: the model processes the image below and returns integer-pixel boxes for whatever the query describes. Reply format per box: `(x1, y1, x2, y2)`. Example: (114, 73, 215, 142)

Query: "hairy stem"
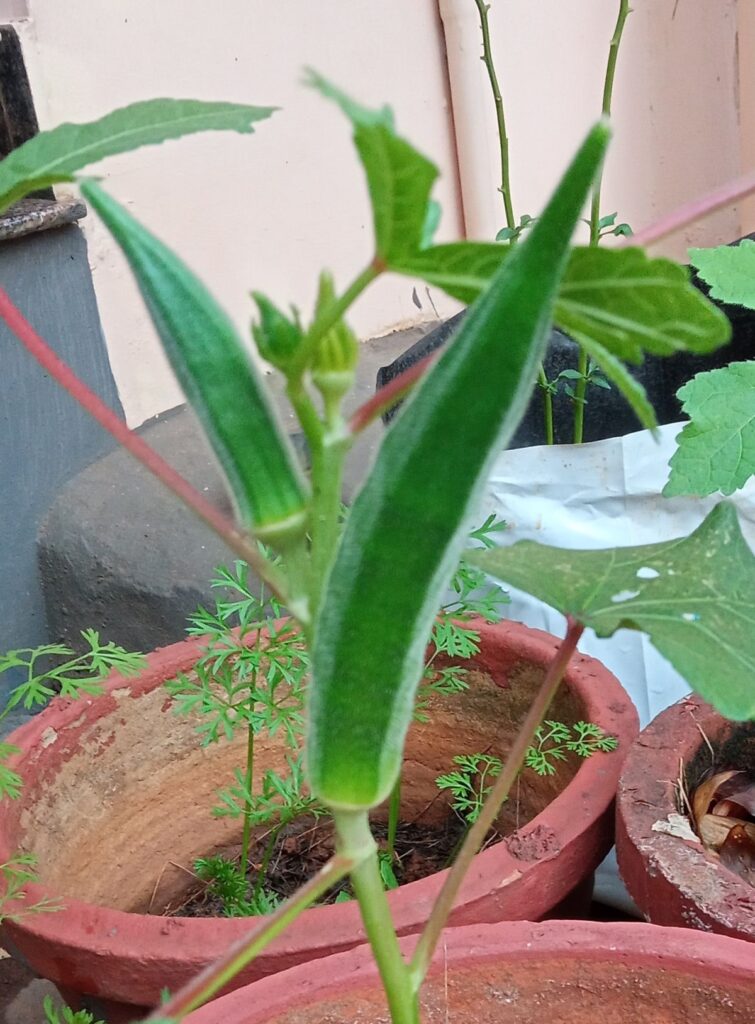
(334, 811, 418, 1024)
(150, 854, 357, 1021)
(309, 428, 349, 615)
(409, 618, 585, 987)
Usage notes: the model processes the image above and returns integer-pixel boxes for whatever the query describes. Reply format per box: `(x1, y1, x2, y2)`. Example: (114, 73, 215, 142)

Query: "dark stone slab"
(1, 225, 122, 671)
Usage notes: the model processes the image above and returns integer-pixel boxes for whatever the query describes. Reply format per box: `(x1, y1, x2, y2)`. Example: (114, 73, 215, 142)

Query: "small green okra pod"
(308, 121, 611, 810)
(81, 181, 309, 544)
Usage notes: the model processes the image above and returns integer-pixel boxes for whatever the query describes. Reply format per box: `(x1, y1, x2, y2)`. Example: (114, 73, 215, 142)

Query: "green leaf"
(664, 362, 755, 497)
(308, 121, 610, 810)
(556, 246, 731, 363)
(468, 503, 755, 721)
(393, 242, 510, 303)
(690, 240, 755, 309)
(306, 70, 438, 263)
(81, 181, 308, 539)
(0, 98, 276, 213)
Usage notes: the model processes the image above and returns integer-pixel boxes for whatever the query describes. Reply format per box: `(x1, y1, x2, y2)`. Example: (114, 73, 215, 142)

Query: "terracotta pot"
(0, 620, 636, 1013)
(616, 694, 755, 940)
(184, 920, 754, 1023)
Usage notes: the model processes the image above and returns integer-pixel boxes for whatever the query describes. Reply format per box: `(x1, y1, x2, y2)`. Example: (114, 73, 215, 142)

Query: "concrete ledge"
(39, 326, 428, 652)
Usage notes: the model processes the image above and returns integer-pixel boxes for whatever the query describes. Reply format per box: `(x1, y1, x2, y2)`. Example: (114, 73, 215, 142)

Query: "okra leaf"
(308, 121, 610, 810)
(81, 181, 308, 539)
(393, 242, 511, 303)
(0, 98, 275, 213)
(664, 362, 755, 497)
(468, 503, 755, 721)
(306, 70, 438, 263)
(690, 240, 755, 309)
(556, 247, 731, 362)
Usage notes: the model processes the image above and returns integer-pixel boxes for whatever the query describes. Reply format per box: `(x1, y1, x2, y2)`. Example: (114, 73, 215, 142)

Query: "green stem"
(589, 0, 631, 246)
(572, 346, 588, 444)
(409, 619, 585, 989)
(386, 775, 401, 861)
(239, 723, 255, 880)
(253, 826, 280, 903)
(151, 854, 357, 1021)
(474, 0, 516, 235)
(575, 0, 631, 444)
(538, 366, 555, 445)
(309, 428, 349, 615)
(334, 811, 418, 1024)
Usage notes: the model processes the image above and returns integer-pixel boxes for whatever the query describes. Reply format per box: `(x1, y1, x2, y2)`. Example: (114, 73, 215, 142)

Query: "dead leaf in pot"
(712, 771, 755, 818)
(698, 813, 755, 851)
(718, 824, 755, 885)
(691, 770, 738, 827)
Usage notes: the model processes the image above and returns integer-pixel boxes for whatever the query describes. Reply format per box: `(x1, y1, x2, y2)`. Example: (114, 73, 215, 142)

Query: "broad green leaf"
(556, 247, 731, 362)
(81, 181, 308, 539)
(0, 98, 275, 213)
(690, 240, 755, 310)
(306, 70, 438, 263)
(664, 362, 755, 497)
(468, 504, 755, 721)
(393, 242, 510, 303)
(308, 121, 610, 810)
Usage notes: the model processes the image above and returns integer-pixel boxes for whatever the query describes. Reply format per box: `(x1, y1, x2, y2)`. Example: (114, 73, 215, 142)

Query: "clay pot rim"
(0, 619, 637, 975)
(616, 694, 754, 938)
(184, 919, 755, 1024)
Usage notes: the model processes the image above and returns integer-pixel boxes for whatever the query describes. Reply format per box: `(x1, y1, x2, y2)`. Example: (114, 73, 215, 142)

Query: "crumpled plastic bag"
(481, 422, 755, 727)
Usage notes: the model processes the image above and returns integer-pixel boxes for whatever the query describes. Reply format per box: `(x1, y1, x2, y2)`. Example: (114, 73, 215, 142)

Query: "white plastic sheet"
(482, 422, 755, 728)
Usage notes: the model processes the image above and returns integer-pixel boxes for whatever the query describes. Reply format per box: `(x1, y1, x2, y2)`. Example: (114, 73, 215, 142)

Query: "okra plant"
(0, 55, 753, 1024)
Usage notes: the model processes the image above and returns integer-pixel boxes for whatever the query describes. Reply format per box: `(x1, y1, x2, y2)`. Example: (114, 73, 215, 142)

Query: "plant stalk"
(571, 347, 589, 444)
(573, 0, 631, 444)
(474, 0, 516, 236)
(409, 617, 585, 987)
(150, 854, 357, 1021)
(589, 0, 631, 246)
(333, 811, 418, 1024)
(253, 827, 280, 904)
(538, 366, 555, 445)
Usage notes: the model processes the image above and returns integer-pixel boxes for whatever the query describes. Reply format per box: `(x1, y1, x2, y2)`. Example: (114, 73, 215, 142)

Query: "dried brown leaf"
(718, 824, 755, 885)
(698, 814, 755, 851)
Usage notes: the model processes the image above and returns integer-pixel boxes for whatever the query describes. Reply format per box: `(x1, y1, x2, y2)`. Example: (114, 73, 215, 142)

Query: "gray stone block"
(39, 326, 431, 653)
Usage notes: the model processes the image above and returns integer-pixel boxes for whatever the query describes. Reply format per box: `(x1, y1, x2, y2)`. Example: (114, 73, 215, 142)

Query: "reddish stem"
(348, 352, 436, 435)
(629, 168, 755, 248)
(0, 286, 282, 591)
